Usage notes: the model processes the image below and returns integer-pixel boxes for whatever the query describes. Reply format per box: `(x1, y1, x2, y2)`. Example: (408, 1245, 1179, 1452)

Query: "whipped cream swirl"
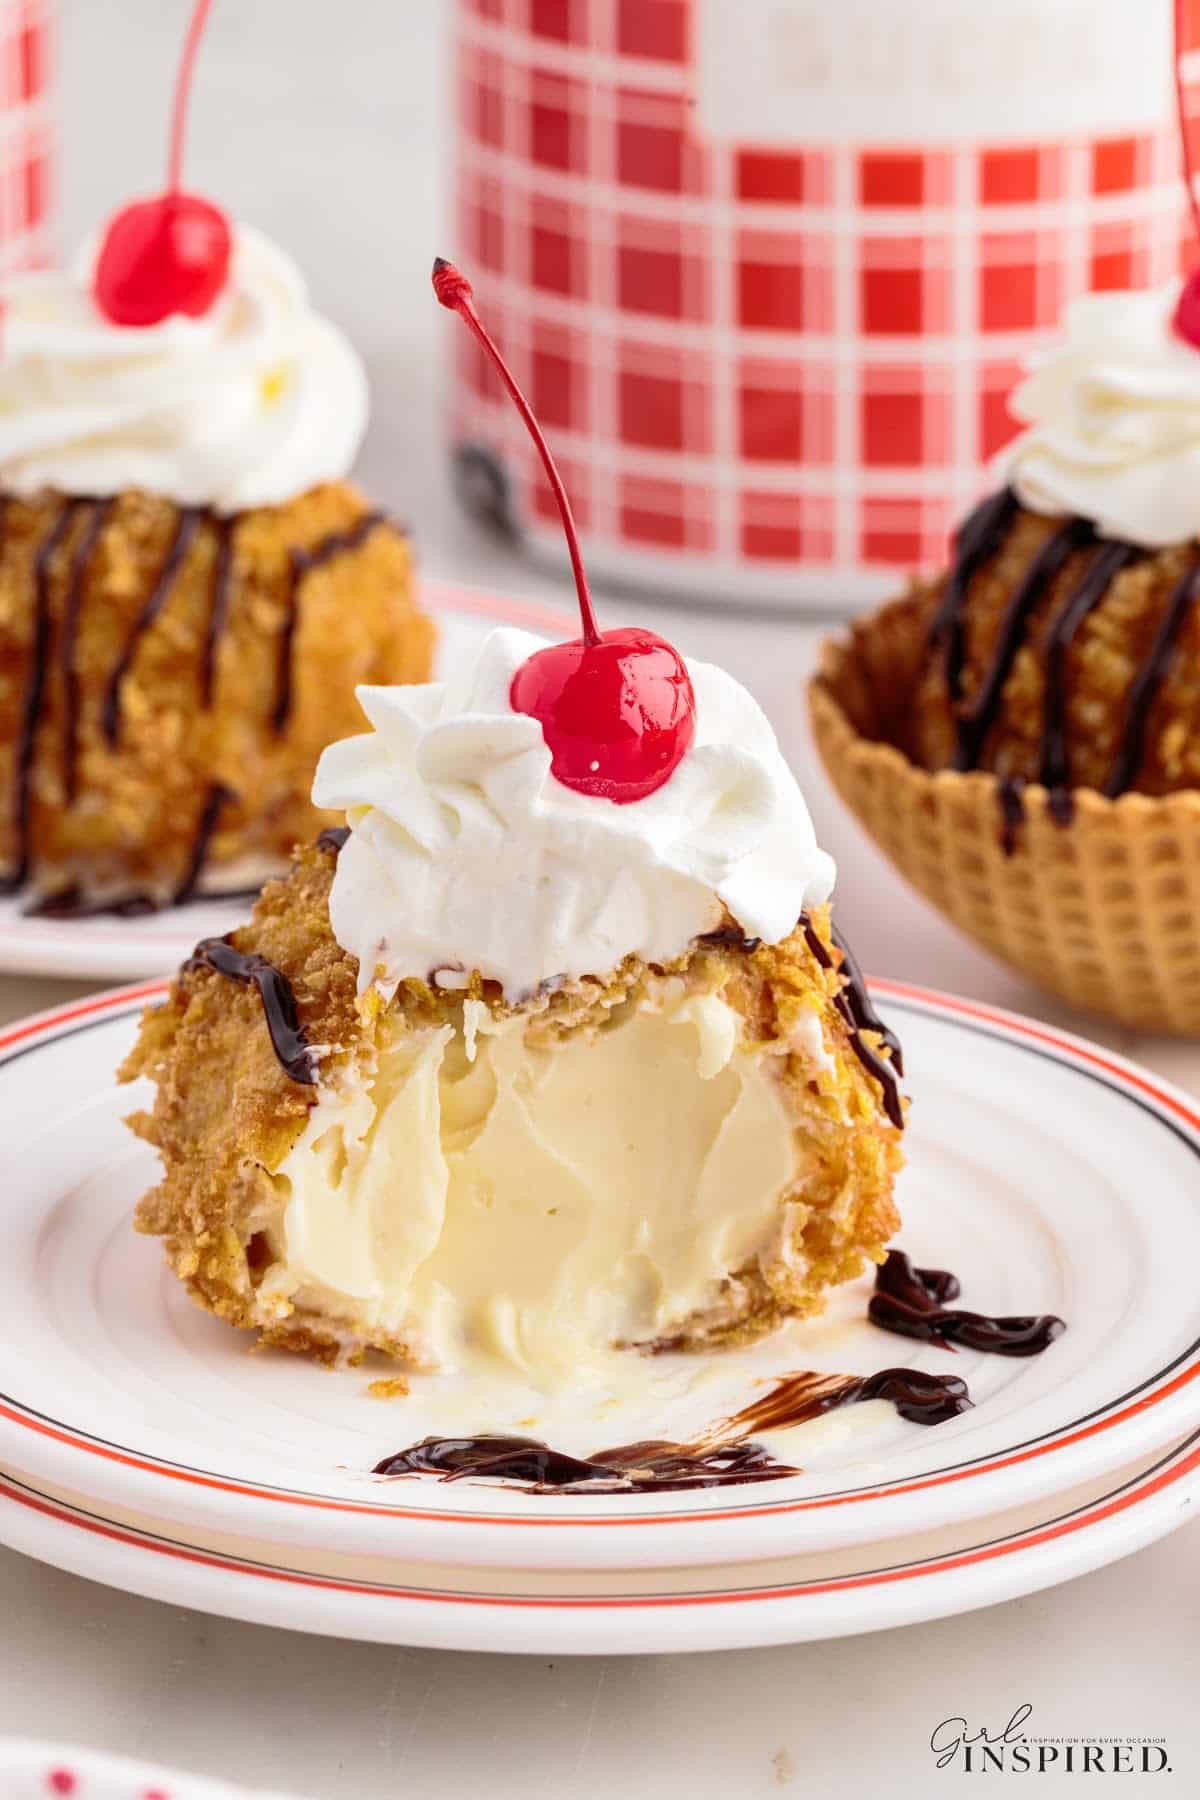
(314, 627, 835, 999)
(0, 224, 367, 512)
(1004, 282, 1200, 547)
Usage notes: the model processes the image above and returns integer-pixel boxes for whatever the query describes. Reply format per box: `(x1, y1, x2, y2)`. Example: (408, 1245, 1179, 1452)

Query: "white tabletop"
(0, 3, 1192, 1794)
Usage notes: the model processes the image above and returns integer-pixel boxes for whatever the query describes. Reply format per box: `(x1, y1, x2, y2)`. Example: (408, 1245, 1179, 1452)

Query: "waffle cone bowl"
(810, 591, 1200, 1035)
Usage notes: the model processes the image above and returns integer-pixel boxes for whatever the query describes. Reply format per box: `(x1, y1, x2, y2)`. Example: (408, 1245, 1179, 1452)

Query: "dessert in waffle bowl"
(811, 276, 1200, 1035)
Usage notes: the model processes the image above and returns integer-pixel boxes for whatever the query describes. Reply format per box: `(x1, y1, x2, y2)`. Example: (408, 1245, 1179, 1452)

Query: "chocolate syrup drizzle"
(952, 516, 1093, 773)
(869, 1249, 1066, 1356)
(102, 508, 203, 747)
(184, 935, 317, 1085)
(59, 497, 116, 804)
(172, 782, 234, 905)
(829, 920, 904, 1076)
(1, 499, 86, 894)
(1102, 555, 1200, 800)
(698, 923, 762, 953)
(272, 510, 384, 734)
(373, 1365, 971, 1493)
(200, 515, 236, 707)
(934, 488, 1200, 846)
(930, 486, 1020, 712)
(1036, 537, 1140, 816)
(316, 824, 350, 855)
(2, 497, 388, 908)
(997, 774, 1027, 858)
(799, 912, 904, 1128)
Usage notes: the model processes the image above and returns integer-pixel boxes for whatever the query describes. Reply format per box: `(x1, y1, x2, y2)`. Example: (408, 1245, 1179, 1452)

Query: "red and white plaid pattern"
(0, 0, 53, 274)
(453, 0, 1197, 606)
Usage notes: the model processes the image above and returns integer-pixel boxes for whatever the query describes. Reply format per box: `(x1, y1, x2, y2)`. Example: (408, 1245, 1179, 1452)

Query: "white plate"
(0, 581, 575, 981)
(2, 1431, 1197, 1655)
(0, 1739, 302, 1799)
(2, 983, 1199, 1571)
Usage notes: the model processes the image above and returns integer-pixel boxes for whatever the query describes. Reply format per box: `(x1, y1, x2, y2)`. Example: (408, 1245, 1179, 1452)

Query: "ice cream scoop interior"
(269, 983, 801, 1380)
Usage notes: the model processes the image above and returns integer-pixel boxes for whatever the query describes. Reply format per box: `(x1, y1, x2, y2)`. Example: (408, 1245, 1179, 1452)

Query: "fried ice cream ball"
(121, 842, 904, 1369)
(902, 502, 1200, 797)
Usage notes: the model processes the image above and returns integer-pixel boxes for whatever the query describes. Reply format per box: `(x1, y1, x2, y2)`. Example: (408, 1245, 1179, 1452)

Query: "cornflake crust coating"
(0, 484, 434, 904)
(900, 504, 1200, 795)
(122, 842, 904, 1368)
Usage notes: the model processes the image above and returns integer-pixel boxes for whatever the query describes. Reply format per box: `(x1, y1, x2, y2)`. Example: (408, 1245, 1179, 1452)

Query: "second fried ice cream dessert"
(811, 278, 1200, 1031)
(0, 226, 432, 911)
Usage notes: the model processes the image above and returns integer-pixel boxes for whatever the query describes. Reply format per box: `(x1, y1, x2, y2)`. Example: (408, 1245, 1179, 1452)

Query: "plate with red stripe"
(1, 980, 1199, 1573)
(1, 1429, 1197, 1653)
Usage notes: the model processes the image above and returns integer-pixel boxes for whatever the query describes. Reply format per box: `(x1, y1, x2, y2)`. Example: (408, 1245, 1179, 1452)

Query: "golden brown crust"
(122, 848, 904, 1365)
(882, 504, 1200, 795)
(808, 525, 1200, 1032)
(0, 484, 434, 899)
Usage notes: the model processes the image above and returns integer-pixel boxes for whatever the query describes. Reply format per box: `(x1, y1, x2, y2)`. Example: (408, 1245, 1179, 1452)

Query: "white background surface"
(0, 2, 1195, 1794)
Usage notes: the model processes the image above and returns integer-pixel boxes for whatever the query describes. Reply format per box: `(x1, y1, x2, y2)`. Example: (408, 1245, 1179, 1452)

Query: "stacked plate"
(3, 969, 1200, 1654)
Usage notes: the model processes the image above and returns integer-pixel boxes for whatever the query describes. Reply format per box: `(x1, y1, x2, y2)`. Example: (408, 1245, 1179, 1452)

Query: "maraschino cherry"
(433, 258, 696, 805)
(1172, 0, 1200, 344)
(93, 0, 230, 327)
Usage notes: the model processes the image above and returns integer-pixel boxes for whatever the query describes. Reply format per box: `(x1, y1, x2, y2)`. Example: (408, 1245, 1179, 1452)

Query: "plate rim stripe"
(3, 979, 1199, 1528)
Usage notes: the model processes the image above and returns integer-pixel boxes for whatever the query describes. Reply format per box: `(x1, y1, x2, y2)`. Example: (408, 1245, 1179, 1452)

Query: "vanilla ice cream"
(265, 980, 803, 1379)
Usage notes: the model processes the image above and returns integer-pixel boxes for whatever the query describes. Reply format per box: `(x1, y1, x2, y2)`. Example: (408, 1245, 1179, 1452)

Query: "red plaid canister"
(452, 0, 1197, 610)
(0, 0, 53, 277)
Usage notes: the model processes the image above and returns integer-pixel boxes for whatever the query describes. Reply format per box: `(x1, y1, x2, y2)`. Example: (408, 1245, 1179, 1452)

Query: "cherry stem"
(432, 257, 600, 647)
(1176, 0, 1200, 251)
(166, 0, 215, 196)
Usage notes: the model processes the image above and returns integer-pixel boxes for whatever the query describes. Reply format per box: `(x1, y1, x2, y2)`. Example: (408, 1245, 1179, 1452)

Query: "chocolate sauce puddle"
(373, 1248, 1067, 1494)
(184, 935, 316, 1085)
(373, 1434, 794, 1492)
(373, 1365, 971, 1493)
(870, 1249, 1066, 1356)
(799, 913, 904, 1127)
